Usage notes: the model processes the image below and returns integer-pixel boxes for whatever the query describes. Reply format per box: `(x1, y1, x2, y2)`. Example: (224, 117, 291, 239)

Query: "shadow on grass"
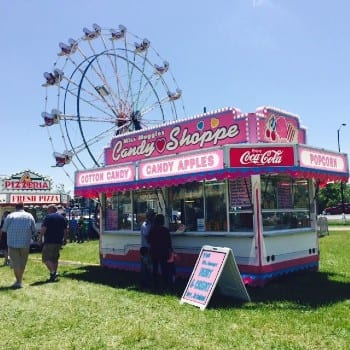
(61, 265, 350, 309)
(31, 279, 59, 287)
(62, 265, 187, 295)
(245, 270, 350, 308)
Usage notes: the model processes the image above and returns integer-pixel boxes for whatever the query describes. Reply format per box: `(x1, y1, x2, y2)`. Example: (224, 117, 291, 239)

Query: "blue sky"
(1, 0, 349, 194)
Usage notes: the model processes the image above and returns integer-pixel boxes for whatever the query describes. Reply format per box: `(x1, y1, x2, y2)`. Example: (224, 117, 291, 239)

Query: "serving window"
(103, 178, 258, 233)
(102, 175, 312, 234)
(104, 190, 162, 231)
(105, 191, 132, 231)
(168, 182, 204, 231)
(132, 190, 161, 231)
(168, 179, 252, 233)
(261, 175, 311, 231)
(205, 181, 226, 231)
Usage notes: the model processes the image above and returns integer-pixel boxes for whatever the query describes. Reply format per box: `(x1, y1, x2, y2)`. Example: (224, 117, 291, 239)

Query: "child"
(166, 250, 178, 286)
(139, 246, 152, 287)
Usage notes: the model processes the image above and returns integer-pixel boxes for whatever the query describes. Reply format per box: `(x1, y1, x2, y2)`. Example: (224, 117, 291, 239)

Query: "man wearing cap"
(139, 209, 155, 288)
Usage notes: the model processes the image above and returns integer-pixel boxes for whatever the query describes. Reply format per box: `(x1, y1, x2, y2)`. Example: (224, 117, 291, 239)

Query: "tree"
(317, 182, 349, 213)
(54, 183, 71, 195)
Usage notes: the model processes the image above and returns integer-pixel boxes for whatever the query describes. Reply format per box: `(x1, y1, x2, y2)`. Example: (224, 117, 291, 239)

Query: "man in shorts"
(0, 203, 36, 288)
(39, 205, 68, 282)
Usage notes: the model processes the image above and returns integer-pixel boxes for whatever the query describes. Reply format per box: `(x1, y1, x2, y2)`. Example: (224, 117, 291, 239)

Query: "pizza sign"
(2, 171, 51, 191)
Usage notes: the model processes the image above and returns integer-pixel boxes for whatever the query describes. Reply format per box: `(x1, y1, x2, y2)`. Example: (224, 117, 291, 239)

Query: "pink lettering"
(112, 139, 154, 161)
(169, 124, 239, 150)
(309, 154, 337, 168)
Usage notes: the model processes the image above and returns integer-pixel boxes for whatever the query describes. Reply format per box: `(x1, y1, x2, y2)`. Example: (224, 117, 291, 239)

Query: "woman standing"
(148, 214, 173, 290)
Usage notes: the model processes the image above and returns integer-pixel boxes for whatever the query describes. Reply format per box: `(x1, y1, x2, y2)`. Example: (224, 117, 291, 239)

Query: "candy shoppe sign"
(105, 109, 246, 165)
(230, 146, 295, 167)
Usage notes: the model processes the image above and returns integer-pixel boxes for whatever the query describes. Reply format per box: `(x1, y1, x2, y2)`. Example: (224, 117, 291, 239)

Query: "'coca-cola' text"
(240, 150, 283, 166)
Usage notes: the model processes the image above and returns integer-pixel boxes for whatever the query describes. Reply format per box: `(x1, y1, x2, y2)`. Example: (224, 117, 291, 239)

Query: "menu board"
(105, 208, 118, 230)
(277, 182, 292, 208)
(180, 245, 250, 310)
(229, 178, 252, 208)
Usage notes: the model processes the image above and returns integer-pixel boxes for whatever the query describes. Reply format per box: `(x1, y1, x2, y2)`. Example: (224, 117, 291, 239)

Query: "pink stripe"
(255, 188, 263, 266)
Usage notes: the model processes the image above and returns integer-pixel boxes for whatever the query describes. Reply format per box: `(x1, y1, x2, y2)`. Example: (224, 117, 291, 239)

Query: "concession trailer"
(74, 106, 349, 286)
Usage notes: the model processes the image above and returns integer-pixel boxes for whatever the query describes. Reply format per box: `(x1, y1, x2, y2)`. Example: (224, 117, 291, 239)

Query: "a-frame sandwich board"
(180, 245, 250, 310)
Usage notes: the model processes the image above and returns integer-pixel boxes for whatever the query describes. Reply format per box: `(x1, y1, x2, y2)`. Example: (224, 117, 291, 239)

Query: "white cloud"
(252, 0, 271, 8)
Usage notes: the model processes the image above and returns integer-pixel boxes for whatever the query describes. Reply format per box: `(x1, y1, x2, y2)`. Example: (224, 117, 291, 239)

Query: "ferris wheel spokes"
(41, 111, 117, 126)
(42, 24, 185, 170)
(53, 124, 117, 168)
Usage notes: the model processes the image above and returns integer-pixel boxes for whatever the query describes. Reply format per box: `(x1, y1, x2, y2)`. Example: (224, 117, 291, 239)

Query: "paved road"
(328, 226, 349, 231)
(320, 214, 350, 220)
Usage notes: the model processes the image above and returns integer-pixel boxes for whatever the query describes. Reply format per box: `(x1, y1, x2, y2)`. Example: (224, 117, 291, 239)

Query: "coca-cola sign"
(230, 146, 295, 167)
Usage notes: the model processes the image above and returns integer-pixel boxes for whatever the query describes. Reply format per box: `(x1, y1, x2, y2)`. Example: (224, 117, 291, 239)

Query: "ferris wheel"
(41, 23, 185, 180)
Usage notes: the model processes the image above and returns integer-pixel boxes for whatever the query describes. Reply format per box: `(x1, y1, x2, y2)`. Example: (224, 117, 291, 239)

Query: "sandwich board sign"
(180, 245, 250, 310)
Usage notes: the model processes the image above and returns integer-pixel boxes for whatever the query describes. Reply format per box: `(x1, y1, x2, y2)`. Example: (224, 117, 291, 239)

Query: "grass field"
(1, 230, 349, 350)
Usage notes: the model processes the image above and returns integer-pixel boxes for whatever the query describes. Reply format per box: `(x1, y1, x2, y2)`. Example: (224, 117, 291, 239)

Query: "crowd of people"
(1, 203, 177, 292)
(0, 203, 68, 288)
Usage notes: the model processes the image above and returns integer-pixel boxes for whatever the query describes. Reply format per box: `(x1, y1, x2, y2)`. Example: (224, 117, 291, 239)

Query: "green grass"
(1, 232, 349, 350)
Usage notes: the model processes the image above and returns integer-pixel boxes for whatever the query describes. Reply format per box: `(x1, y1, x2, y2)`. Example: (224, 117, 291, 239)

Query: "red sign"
(230, 146, 295, 167)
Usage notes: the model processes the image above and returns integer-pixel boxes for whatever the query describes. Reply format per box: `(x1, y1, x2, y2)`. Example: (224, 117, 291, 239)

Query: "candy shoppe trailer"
(75, 106, 349, 286)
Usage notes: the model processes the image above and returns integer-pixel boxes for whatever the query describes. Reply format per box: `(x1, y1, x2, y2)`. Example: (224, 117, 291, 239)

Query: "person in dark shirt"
(148, 214, 173, 290)
(68, 215, 78, 242)
(38, 205, 68, 282)
(0, 211, 11, 266)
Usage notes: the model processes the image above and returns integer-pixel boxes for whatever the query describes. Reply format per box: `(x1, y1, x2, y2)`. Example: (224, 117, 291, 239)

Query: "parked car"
(323, 203, 350, 215)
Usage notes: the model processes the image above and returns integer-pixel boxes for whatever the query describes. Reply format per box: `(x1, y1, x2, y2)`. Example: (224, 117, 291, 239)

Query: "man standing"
(139, 209, 155, 288)
(0, 203, 36, 289)
(39, 205, 68, 282)
(68, 214, 78, 242)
